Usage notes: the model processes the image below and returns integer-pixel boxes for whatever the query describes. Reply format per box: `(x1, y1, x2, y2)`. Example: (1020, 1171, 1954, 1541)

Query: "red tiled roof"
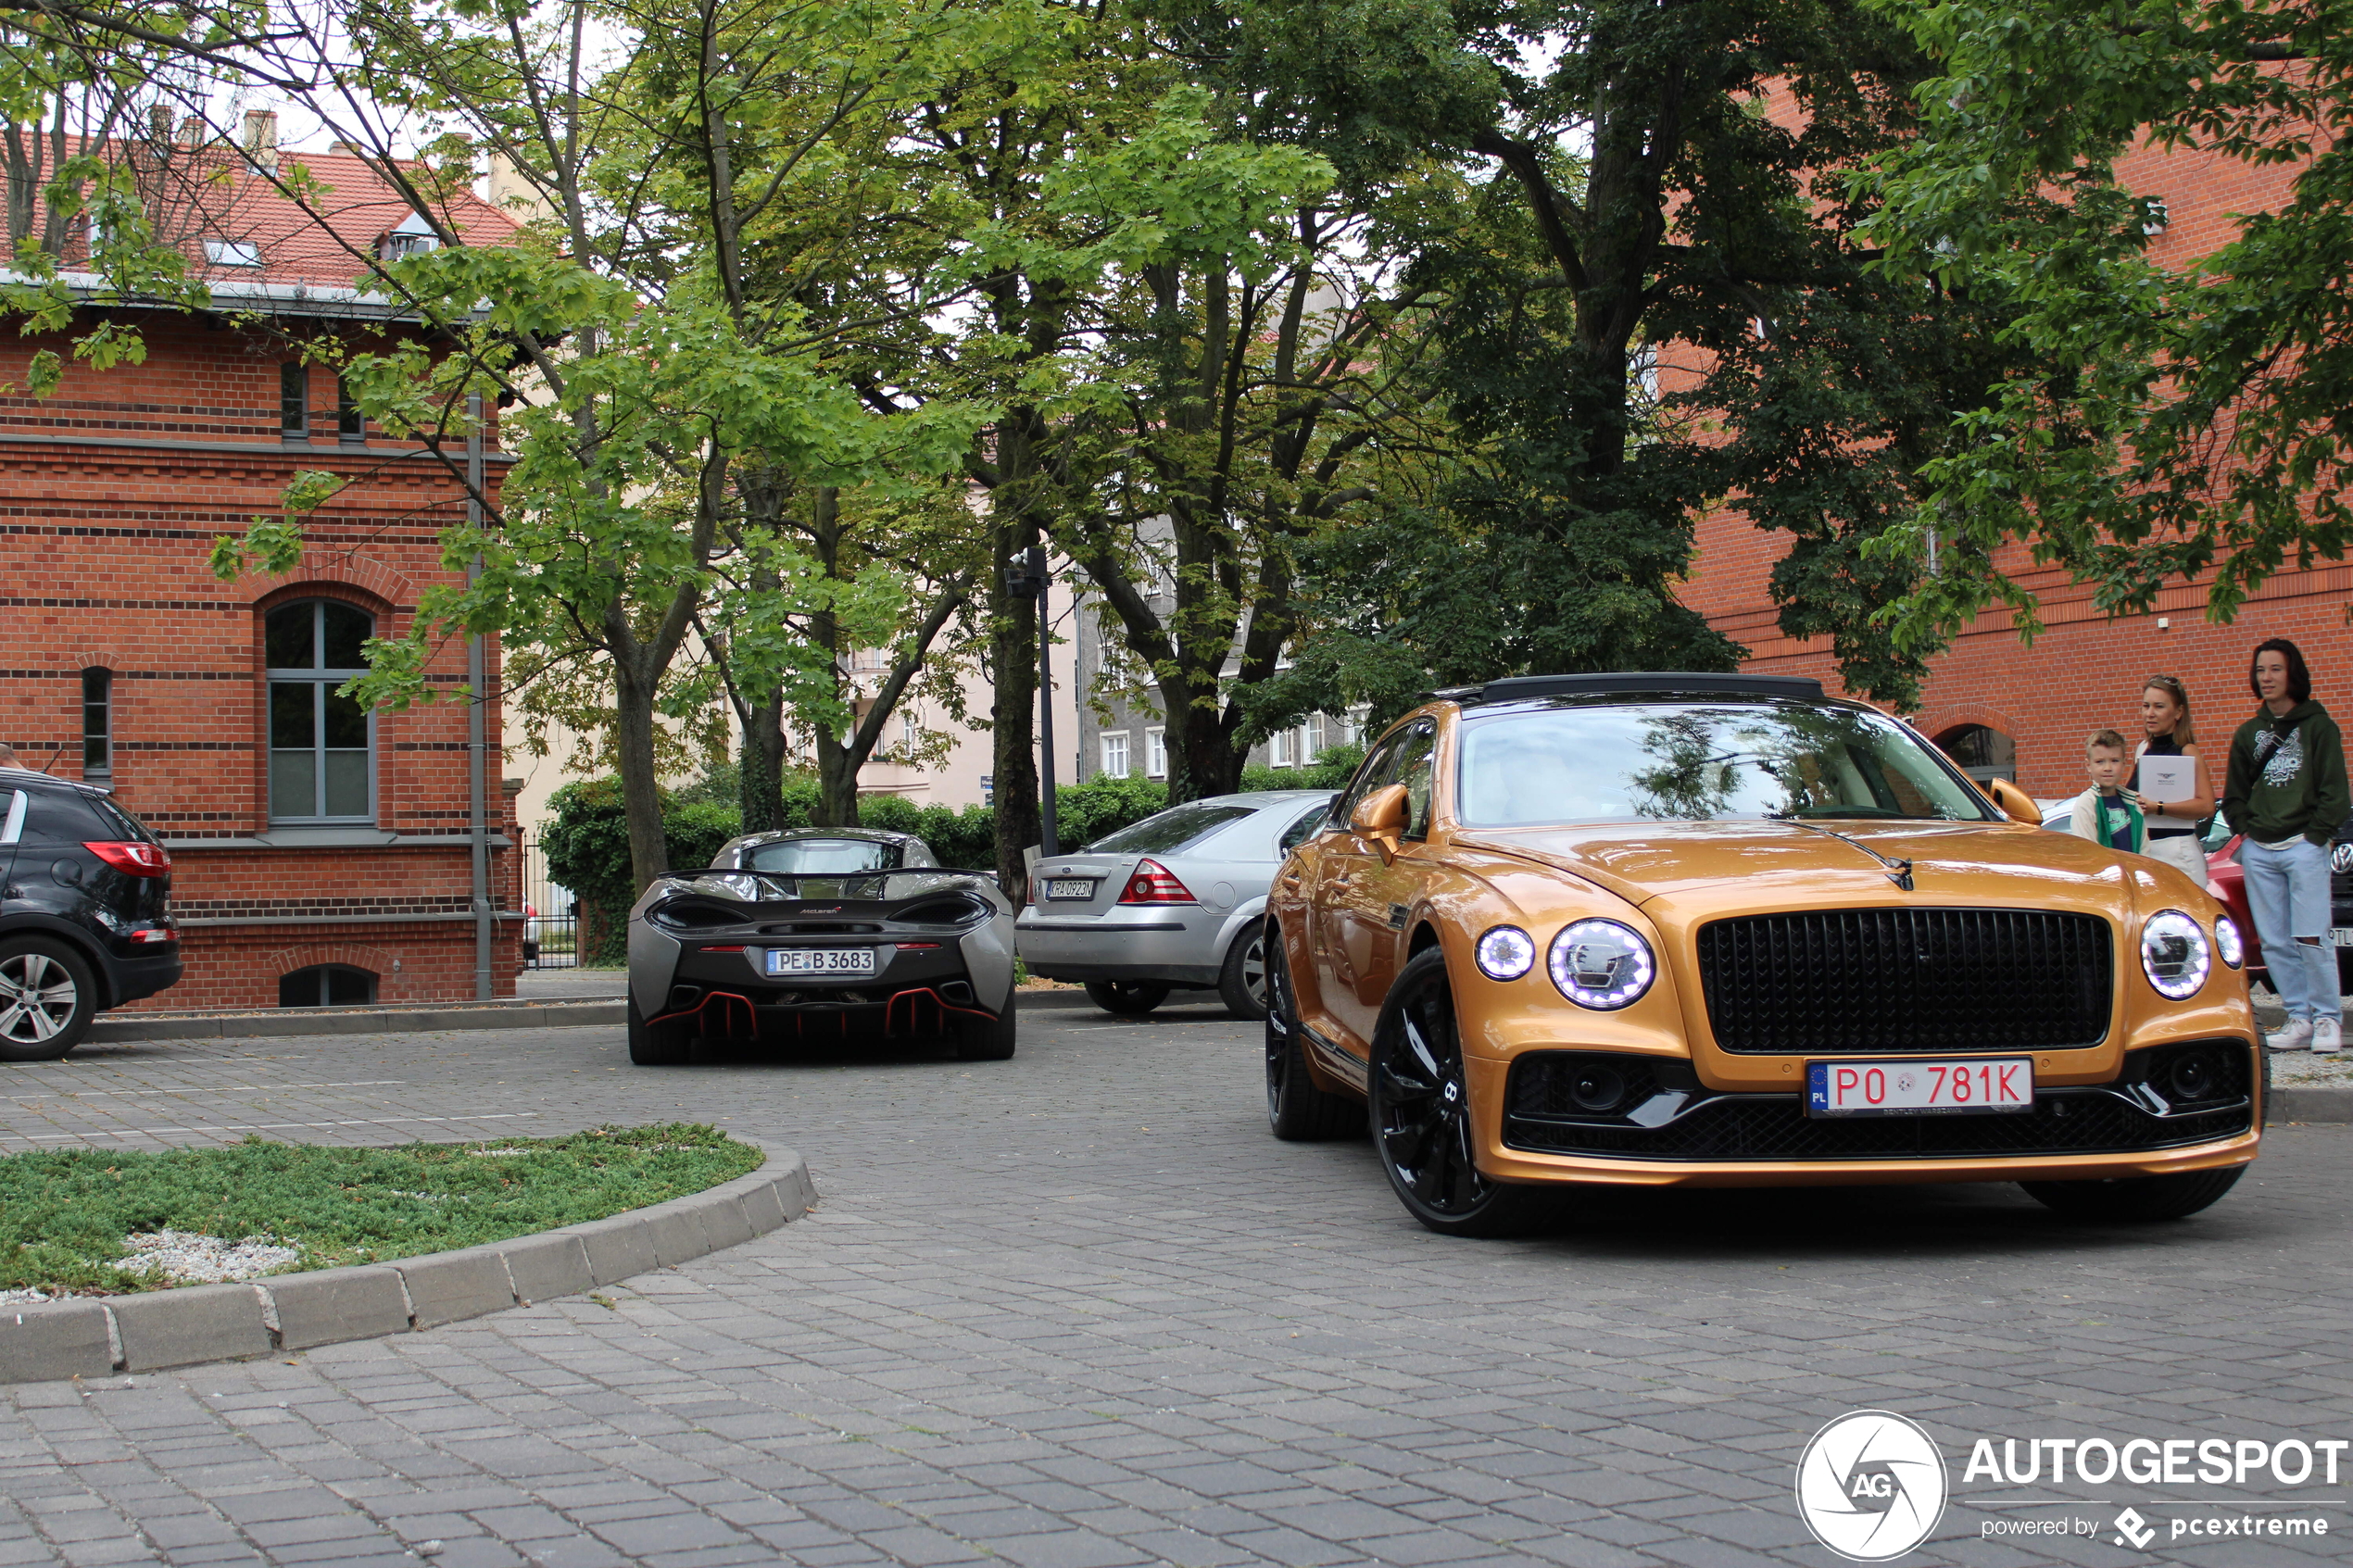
(26, 133, 522, 294)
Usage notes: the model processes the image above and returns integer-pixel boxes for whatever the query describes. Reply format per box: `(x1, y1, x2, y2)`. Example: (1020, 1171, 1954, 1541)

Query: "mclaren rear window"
(744, 838, 901, 873)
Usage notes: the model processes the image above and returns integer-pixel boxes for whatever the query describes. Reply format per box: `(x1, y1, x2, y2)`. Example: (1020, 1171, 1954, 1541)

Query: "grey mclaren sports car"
(625, 827, 1018, 1065)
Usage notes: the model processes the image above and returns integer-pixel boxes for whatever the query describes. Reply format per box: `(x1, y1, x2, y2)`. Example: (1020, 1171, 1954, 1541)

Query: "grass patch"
(0, 1123, 761, 1296)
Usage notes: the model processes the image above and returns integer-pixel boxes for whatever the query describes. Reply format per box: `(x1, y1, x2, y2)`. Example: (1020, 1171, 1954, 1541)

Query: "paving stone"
(635, 1203, 712, 1270)
(267, 1269, 414, 1353)
(0, 1002, 2346, 1568)
(391, 1249, 516, 1331)
(0, 1301, 116, 1385)
(560, 1216, 656, 1287)
(109, 1286, 272, 1373)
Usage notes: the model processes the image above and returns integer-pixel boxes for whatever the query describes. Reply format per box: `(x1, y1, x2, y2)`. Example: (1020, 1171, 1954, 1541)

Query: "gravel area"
(111, 1228, 302, 1285)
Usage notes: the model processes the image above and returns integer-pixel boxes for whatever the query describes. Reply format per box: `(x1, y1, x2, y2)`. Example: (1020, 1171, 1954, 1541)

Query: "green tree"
(1213, 0, 2020, 716)
(1856, 0, 2353, 648)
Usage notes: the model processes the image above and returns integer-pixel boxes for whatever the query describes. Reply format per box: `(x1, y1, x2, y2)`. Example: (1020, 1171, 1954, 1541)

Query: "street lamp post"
(1004, 545, 1058, 860)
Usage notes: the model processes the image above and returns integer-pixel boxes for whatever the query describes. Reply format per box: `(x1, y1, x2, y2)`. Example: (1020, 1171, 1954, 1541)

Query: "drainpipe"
(467, 394, 491, 999)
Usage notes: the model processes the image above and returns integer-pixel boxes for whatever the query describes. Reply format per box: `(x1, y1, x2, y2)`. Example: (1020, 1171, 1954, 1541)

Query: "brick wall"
(0, 310, 523, 1010)
(1680, 104, 2342, 800)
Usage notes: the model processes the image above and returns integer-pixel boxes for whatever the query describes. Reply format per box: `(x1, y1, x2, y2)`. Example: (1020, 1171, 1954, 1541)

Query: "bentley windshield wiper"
(1767, 813, 1916, 891)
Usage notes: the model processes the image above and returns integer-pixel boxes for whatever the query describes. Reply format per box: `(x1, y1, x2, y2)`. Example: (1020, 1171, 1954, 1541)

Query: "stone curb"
(92, 1000, 625, 1042)
(0, 1152, 815, 1387)
(2268, 1085, 2353, 1123)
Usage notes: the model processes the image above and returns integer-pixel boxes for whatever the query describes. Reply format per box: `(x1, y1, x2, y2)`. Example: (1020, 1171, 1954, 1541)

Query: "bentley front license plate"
(765, 947, 876, 976)
(1806, 1057, 2032, 1118)
(1044, 879, 1097, 899)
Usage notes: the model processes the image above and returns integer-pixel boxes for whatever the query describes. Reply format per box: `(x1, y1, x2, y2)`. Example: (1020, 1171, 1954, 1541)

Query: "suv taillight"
(1118, 859, 1194, 904)
(84, 841, 170, 876)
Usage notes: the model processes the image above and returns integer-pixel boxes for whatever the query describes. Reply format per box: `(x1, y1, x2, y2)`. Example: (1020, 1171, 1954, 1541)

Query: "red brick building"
(0, 115, 526, 1009)
(1682, 111, 2349, 797)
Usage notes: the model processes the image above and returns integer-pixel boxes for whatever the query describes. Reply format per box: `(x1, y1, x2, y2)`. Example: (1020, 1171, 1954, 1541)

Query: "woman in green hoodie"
(2223, 638, 2351, 1054)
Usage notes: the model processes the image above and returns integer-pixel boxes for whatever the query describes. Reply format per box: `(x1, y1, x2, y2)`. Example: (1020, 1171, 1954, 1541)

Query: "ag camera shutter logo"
(1795, 1411, 1948, 1561)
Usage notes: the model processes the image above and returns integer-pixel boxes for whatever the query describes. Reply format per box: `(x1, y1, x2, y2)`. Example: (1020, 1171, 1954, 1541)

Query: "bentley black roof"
(1431, 671, 1829, 706)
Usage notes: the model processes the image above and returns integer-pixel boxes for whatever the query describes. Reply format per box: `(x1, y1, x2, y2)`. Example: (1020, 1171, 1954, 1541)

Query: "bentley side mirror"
(1350, 784, 1410, 860)
(1987, 778, 2042, 827)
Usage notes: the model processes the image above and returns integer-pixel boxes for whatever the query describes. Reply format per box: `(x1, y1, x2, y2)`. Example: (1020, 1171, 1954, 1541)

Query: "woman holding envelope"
(2131, 673, 2210, 887)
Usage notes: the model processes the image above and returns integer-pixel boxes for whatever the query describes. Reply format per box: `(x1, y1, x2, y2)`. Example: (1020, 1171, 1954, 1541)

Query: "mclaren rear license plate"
(1806, 1057, 2032, 1118)
(765, 947, 876, 977)
(1043, 879, 1097, 899)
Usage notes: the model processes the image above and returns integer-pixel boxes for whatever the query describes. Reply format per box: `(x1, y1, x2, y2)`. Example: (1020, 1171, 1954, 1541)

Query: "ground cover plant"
(0, 1123, 761, 1297)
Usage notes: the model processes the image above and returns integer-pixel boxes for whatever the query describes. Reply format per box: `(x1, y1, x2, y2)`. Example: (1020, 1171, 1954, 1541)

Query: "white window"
(900, 709, 917, 752)
(1146, 728, 1165, 778)
(384, 209, 439, 259)
(206, 238, 262, 267)
(1271, 729, 1294, 768)
(1303, 714, 1325, 763)
(1101, 732, 1130, 779)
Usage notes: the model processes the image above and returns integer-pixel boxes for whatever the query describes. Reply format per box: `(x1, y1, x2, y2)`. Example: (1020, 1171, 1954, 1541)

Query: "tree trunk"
(739, 688, 787, 833)
(989, 509, 1041, 898)
(812, 730, 862, 827)
(610, 652, 670, 896)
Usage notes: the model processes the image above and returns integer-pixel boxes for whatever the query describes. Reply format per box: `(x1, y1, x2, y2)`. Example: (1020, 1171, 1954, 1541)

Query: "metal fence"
(517, 837, 581, 969)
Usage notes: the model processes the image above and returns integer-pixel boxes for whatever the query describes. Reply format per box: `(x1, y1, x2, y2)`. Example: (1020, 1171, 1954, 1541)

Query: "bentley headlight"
(2140, 909, 2210, 999)
(1475, 926, 1536, 981)
(1548, 920, 1655, 1010)
(2213, 913, 2245, 970)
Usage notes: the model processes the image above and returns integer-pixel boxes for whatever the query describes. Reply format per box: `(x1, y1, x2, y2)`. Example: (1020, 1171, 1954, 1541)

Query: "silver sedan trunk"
(1015, 790, 1334, 1019)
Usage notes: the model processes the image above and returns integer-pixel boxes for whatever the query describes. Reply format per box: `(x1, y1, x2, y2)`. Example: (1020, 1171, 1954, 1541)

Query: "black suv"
(1, 768, 181, 1060)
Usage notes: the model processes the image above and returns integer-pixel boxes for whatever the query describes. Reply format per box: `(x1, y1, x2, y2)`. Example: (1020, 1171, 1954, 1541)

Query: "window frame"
(81, 667, 112, 783)
(265, 598, 377, 825)
(1145, 727, 1165, 779)
(335, 372, 365, 444)
(1101, 731, 1131, 780)
(280, 362, 309, 442)
(279, 964, 378, 1008)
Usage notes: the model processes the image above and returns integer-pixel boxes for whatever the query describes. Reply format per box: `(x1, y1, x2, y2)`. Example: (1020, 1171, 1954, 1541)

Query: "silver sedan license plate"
(1044, 878, 1096, 899)
(765, 947, 875, 977)
(1807, 1057, 2032, 1118)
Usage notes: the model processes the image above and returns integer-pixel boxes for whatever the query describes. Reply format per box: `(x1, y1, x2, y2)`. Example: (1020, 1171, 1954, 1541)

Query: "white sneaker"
(2268, 1018, 2314, 1052)
(2313, 1018, 2344, 1055)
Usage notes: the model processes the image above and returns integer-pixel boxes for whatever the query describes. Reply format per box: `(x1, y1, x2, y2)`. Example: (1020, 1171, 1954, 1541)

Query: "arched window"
(279, 964, 376, 1008)
(1938, 723, 2017, 785)
(267, 599, 374, 822)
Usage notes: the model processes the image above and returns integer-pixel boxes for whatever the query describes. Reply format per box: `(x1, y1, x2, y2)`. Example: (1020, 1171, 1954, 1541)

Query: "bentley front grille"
(1694, 908, 2113, 1055)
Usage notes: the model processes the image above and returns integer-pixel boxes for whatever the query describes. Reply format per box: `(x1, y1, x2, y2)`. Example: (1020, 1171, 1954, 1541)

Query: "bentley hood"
(1452, 819, 2168, 923)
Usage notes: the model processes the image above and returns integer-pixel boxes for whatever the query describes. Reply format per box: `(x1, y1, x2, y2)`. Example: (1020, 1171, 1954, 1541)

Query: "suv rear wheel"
(1265, 927, 1354, 1141)
(0, 938, 98, 1061)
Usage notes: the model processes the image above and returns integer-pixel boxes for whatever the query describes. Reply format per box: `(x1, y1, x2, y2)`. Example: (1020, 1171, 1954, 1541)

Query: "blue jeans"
(2241, 837, 2344, 1022)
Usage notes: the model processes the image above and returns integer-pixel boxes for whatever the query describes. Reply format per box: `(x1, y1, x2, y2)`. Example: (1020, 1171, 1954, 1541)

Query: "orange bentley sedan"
(1264, 673, 2261, 1236)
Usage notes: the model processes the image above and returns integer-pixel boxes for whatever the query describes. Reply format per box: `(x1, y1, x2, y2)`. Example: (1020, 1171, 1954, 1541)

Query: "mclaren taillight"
(1117, 859, 1194, 905)
(83, 841, 170, 876)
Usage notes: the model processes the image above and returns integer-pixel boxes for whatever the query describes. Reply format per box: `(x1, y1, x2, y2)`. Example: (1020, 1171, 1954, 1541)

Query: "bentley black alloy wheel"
(1367, 948, 1551, 1237)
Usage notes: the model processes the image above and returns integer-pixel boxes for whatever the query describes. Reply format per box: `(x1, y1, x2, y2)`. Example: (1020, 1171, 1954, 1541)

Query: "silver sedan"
(1015, 790, 1335, 1019)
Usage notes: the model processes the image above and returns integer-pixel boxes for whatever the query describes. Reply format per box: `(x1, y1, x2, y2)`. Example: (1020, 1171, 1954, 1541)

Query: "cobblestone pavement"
(1, 995, 2348, 1568)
